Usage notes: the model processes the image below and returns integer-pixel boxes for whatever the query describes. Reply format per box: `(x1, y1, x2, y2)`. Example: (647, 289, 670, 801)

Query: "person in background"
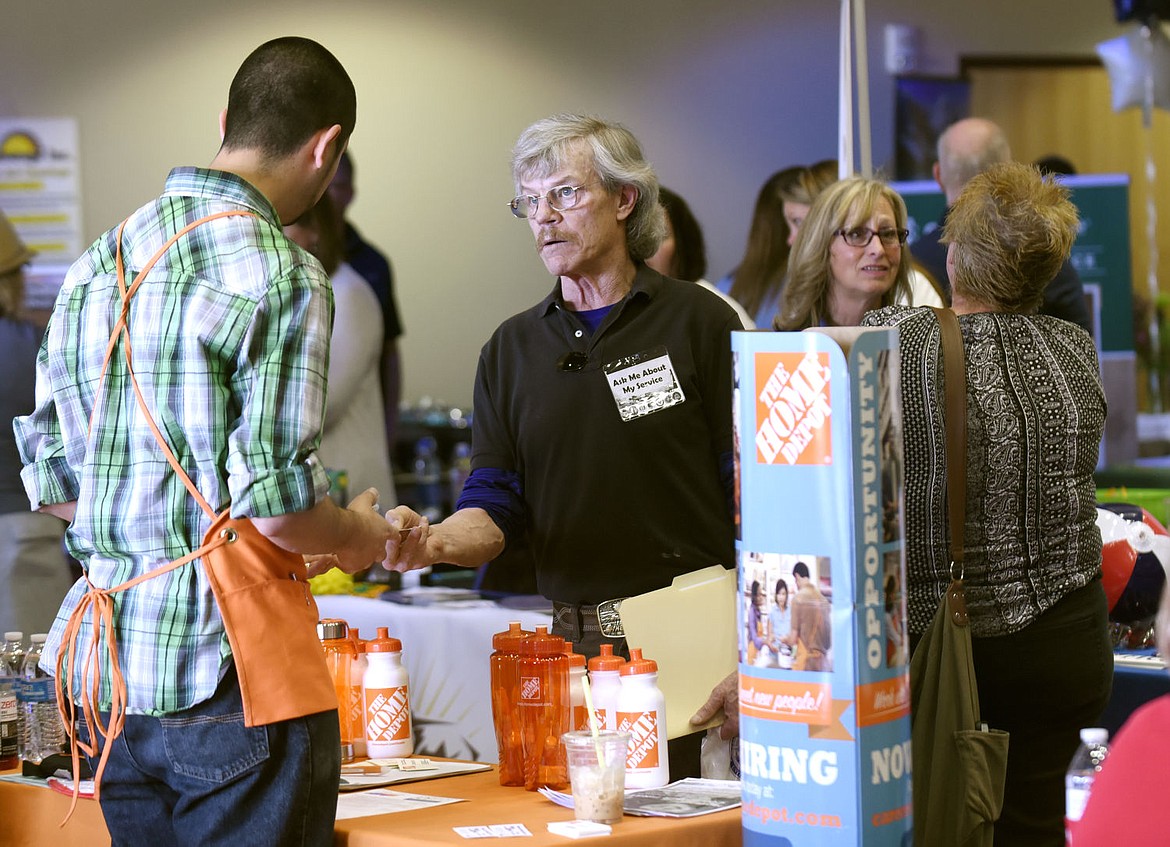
(775, 177, 919, 330)
(1071, 579, 1170, 844)
(284, 193, 395, 508)
(745, 579, 768, 665)
(384, 113, 742, 777)
(14, 37, 393, 843)
(327, 150, 404, 462)
(787, 561, 832, 671)
(913, 117, 1093, 334)
(0, 210, 71, 636)
(767, 577, 793, 669)
(863, 161, 1111, 846)
(1034, 153, 1077, 177)
(647, 186, 755, 328)
(716, 165, 836, 328)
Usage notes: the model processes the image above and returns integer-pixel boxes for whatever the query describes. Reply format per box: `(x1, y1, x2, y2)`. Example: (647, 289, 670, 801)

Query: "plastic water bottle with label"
(363, 627, 413, 757)
(19, 634, 64, 764)
(0, 631, 23, 768)
(1065, 726, 1110, 844)
(412, 436, 444, 523)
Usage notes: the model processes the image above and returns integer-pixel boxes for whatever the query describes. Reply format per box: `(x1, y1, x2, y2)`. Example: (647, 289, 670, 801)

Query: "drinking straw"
(579, 673, 607, 767)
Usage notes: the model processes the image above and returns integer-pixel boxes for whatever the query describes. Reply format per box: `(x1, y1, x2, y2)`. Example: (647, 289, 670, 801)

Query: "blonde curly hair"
(942, 161, 1078, 313)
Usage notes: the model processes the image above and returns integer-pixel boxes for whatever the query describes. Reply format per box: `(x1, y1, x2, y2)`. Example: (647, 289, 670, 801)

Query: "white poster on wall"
(0, 117, 82, 309)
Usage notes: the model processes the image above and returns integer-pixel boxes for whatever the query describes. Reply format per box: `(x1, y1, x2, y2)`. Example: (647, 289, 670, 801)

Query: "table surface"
(0, 765, 742, 847)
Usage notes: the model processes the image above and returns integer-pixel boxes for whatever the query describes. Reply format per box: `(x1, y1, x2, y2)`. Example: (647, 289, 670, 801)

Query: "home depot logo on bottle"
(366, 686, 411, 742)
(520, 675, 541, 701)
(616, 710, 659, 768)
(348, 685, 364, 738)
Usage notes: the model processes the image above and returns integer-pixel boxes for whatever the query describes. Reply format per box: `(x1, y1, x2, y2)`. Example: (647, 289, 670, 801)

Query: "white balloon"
(1096, 23, 1170, 114)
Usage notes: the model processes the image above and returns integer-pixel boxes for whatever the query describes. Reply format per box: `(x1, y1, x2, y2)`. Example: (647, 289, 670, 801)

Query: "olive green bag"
(909, 308, 1010, 847)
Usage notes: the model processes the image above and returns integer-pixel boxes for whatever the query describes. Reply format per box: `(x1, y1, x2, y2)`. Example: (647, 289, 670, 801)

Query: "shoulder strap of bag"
(929, 306, 966, 575)
(58, 209, 257, 819)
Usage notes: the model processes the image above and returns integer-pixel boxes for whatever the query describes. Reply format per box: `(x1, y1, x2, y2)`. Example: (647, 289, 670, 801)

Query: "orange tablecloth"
(1, 765, 743, 847)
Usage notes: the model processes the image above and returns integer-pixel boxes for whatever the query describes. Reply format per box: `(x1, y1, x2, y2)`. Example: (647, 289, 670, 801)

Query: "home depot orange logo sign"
(755, 352, 832, 465)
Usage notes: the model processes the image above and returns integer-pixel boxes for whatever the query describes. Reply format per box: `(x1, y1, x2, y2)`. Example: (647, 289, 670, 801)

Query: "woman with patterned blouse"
(863, 161, 1111, 847)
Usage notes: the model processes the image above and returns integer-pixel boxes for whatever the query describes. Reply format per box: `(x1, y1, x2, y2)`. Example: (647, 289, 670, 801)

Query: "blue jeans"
(79, 662, 341, 847)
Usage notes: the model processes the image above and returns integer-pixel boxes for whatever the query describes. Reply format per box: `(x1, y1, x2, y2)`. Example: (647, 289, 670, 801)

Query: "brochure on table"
(732, 328, 912, 847)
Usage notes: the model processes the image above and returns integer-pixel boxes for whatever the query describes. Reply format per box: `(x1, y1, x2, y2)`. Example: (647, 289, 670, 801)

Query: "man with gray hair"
(386, 114, 742, 773)
(912, 117, 1092, 333)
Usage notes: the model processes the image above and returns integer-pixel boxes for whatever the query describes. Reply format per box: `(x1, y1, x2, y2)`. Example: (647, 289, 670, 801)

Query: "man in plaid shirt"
(14, 37, 392, 845)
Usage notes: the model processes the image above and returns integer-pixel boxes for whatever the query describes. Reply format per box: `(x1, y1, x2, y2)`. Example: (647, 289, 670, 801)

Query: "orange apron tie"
(56, 210, 255, 823)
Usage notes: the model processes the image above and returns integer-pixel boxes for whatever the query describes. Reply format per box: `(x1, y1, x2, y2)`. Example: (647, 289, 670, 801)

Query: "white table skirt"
(315, 594, 553, 763)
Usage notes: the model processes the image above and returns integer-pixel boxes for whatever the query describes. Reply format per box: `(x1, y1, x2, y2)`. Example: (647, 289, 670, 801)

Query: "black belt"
(552, 598, 626, 639)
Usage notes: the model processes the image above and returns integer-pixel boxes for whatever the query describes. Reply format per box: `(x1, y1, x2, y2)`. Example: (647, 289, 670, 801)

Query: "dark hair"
(1033, 154, 1076, 177)
(222, 37, 356, 161)
(729, 165, 838, 319)
(792, 561, 811, 580)
(774, 578, 789, 598)
(658, 187, 707, 281)
(751, 579, 762, 599)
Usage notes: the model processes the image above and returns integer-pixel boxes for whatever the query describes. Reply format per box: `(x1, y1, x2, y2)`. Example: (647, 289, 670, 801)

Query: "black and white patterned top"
(862, 306, 1106, 637)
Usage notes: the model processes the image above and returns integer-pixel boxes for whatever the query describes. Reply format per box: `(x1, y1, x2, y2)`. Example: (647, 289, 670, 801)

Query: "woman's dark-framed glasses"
(509, 184, 590, 219)
(835, 227, 909, 248)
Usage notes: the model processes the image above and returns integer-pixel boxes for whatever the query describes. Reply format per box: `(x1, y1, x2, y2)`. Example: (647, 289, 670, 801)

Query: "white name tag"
(604, 346, 685, 422)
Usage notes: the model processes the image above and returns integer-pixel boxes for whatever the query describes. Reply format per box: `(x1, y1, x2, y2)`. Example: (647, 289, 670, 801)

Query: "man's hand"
(382, 505, 436, 573)
(333, 488, 395, 574)
(690, 671, 739, 740)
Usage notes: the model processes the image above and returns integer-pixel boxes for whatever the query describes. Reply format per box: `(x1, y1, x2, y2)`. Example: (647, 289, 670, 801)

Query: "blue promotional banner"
(732, 328, 912, 847)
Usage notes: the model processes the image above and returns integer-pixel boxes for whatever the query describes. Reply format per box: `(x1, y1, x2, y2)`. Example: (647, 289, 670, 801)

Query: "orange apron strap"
(60, 209, 257, 822)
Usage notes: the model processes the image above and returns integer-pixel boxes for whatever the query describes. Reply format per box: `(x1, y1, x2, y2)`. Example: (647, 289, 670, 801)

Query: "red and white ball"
(1096, 503, 1170, 624)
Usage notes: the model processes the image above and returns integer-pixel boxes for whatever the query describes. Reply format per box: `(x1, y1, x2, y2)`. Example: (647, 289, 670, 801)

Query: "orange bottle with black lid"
(317, 618, 357, 763)
(516, 625, 569, 791)
(490, 621, 532, 786)
(586, 643, 626, 730)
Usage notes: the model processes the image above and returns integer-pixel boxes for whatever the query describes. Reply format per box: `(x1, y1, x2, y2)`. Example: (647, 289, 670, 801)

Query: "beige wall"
(0, 0, 1126, 405)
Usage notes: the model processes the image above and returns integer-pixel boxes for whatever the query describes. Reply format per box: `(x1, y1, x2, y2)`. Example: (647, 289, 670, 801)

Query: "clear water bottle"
(19, 633, 64, 764)
(448, 441, 472, 510)
(412, 435, 443, 523)
(0, 632, 23, 768)
(1065, 726, 1110, 841)
(1, 631, 25, 679)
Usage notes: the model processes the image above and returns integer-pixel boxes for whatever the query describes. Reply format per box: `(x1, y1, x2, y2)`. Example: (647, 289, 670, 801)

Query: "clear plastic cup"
(561, 730, 629, 824)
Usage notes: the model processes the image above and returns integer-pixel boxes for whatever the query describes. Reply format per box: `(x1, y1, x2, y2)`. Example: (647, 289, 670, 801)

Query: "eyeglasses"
(508, 183, 592, 219)
(835, 227, 909, 248)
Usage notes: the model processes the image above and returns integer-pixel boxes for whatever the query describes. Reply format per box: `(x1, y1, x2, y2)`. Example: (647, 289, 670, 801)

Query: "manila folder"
(618, 565, 737, 739)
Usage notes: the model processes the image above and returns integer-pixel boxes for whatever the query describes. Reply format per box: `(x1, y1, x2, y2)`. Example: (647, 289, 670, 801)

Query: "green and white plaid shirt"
(14, 167, 333, 715)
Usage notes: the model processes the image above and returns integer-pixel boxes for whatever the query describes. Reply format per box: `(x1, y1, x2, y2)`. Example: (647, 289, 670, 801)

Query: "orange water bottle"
(516, 625, 569, 791)
(317, 618, 357, 763)
(349, 628, 369, 758)
(490, 621, 532, 786)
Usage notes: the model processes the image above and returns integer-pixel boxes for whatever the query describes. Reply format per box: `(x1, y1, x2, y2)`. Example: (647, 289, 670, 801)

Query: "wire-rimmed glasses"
(508, 184, 592, 219)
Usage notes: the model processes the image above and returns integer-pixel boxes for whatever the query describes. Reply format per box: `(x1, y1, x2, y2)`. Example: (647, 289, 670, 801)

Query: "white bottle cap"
(1080, 727, 1108, 745)
(4, 632, 22, 641)
(30, 634, 48, 644)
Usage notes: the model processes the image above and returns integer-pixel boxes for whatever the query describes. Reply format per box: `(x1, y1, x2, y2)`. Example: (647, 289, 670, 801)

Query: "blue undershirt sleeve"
(454, 467, 526, 549)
